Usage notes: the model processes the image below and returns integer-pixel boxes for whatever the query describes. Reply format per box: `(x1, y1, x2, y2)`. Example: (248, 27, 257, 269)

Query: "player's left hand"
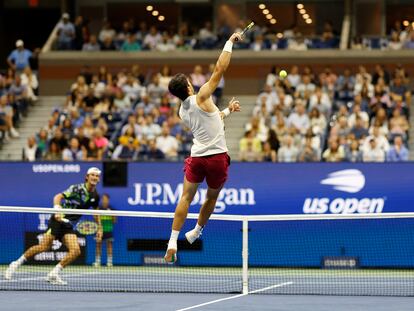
(228, 97, 241, 113)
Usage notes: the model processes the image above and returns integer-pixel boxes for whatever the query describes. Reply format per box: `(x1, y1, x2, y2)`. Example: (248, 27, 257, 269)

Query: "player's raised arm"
(197, 32, 242, 102)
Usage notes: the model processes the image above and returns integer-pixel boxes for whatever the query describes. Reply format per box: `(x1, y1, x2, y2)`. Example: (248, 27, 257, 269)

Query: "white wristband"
(53, 204, 62, 209)
(223, 41, 233, 53)
(223, 108, 231, 117)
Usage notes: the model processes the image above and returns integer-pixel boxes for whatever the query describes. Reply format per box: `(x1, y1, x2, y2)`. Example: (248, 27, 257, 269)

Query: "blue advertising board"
(0, 162, 413, 267)
(1, 162, 414, 214)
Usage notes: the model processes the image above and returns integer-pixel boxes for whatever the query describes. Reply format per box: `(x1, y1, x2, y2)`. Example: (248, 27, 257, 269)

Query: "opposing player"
(4, 167, 102, 285)
(164, 32, 242, 263)
(93, 193, 116, 267)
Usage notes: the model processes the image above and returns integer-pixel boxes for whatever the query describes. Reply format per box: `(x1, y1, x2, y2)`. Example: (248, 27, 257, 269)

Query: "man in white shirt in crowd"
(295, 74, 316, 100)
(362, 138, 385, 162)
(147, 75, 167, 105)
(348, 102, 369, 128)
(143, 26, 162, 50)
(156, 124, 179, 160)
(256, 84, 279, 113)
(278, 135, 299, 162)
(122, 74, 146, 103)
(22, 136, 41, 161)
(362, 126, 390, 154)
(309, 86, 331, 117)
(288, 101, 310, 135)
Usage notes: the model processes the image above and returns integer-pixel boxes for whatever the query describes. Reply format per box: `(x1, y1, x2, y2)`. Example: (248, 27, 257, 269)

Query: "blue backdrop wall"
(0, 162, 413, 267)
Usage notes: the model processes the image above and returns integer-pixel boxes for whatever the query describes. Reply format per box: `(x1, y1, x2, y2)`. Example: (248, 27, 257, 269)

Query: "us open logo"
(303, 169, 385, 214)
(320, 169, 365, 193)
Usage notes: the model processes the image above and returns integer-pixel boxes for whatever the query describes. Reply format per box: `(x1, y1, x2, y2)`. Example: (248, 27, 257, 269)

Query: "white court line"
(0, 272, 101, 283)
(176, 281, 293, 311)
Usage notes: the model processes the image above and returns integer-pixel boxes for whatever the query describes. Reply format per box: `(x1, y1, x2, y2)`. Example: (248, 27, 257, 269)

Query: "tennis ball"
(279, 70, 288, 79)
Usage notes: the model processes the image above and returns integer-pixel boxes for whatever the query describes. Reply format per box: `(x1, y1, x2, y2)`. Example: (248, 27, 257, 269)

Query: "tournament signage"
(0, 162, 412, 215)
(1, 162, 414, 267)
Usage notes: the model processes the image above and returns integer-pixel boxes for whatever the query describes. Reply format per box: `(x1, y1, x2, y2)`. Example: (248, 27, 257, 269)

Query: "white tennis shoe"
(185, 227, 203, 244)
(46, 271, 67, 285)
(4, 261, 18, 280)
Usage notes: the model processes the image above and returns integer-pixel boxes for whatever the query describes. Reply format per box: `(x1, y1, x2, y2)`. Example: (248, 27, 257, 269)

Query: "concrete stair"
(222, 95, 257, 159)
(409, 97, 414, 160)
(0, 96, 65, 160)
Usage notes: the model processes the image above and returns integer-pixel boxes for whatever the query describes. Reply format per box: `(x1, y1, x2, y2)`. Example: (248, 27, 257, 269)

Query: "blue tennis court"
(1, 265, 413, 310)
(1, 291, 413, 311)
(1, 265, 413, 295)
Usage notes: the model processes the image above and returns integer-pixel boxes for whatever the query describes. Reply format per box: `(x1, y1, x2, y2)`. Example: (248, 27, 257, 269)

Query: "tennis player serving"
(4, 167, 102, 285)
(164, 31, 243, 263)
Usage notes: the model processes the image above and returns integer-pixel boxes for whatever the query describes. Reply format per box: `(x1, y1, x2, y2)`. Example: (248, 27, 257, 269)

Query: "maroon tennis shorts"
(183, 152, 231, 189)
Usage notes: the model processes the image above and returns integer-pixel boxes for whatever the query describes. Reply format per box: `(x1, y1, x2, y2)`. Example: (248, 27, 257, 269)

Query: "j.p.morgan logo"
(128, 183, 256, 213)
(304, 169, 385, 214)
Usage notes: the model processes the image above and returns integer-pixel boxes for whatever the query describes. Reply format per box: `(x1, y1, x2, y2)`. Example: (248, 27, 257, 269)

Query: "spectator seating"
(241, 64, 411, 162)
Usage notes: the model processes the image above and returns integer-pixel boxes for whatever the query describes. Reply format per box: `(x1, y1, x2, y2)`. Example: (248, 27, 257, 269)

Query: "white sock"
(107, 256, 112, 265)
(16, 255, 26, 266)
(95, 256, 101, 264)
(52, 263, 63, 274)
(194, 223, 203, 233)
(169, 230, 179, 241)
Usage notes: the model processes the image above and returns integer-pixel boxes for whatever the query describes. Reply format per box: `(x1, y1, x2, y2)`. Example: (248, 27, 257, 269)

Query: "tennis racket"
(236, 22, 255, 41)
(62, 218, 99, 235)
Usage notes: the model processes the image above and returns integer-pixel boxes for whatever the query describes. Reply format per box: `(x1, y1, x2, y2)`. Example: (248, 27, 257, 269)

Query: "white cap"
(62, 12, 70, 19)
(16, 40, 24, 47)
(87, 167, 101, 175)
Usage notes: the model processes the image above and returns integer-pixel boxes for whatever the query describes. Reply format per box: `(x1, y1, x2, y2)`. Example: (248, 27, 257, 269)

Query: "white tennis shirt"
(179, 95, 228, 157)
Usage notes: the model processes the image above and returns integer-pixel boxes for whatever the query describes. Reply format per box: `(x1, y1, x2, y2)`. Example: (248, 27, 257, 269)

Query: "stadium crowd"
(240, 64, 411, 162)
(0, 39, 39, 146)
(21, 63, 225, 161)
(53, 13, 414, 52)
(55, 13, 343, 51)
(2, 14, 413, 162)
(352, 20, 414, 50)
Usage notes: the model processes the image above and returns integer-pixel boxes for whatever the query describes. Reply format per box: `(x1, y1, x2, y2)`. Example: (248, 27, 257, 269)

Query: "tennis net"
(0, 206, 413, 296)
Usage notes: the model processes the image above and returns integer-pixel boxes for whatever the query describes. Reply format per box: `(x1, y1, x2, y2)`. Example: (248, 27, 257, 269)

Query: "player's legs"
(94, 239, 102, 267)
(4, 233, 54, 280)
(164, 177, 199, 262)
(185, 186, 223, 244)
(24, 233, 55, 259)
(60, 234, 81, 267)
(198, 186, 223, 226)
(106, 239, 113, 266)
(172, 176, 200, 231)
(47, 234, 80, 285)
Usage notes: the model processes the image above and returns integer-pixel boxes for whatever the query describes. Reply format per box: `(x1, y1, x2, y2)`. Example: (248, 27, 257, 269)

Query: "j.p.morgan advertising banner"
(0, 162, 413, 215)
(1, 162, 414, 268)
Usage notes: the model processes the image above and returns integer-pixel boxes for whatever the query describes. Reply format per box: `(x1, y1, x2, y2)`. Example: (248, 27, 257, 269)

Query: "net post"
(242, 218, 249, 295)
